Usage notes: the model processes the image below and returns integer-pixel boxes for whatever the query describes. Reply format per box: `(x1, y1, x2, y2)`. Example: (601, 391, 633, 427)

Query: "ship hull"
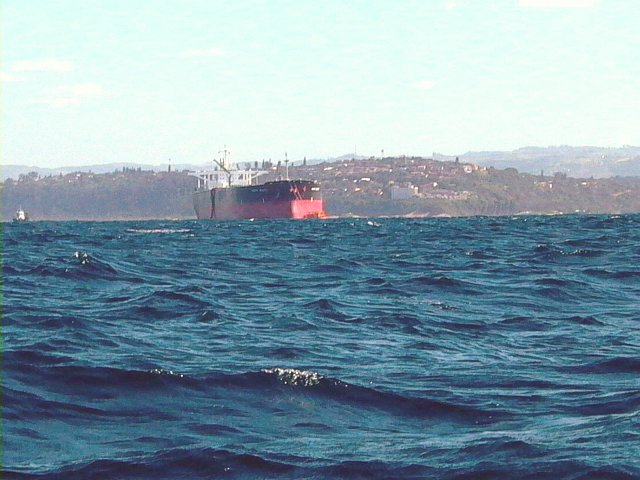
(193, 180, 325, 220)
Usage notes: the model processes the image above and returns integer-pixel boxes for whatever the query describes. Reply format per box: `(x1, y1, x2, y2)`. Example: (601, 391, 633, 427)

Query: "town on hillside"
(3, 156, 640, 221)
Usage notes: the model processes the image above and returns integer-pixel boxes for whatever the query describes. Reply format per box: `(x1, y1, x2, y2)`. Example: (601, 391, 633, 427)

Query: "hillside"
(441, 145, 640, 178)
(0, 162, 203, 182)
(6, 146, 639, 182)
(294, 157, 640, 217)
(2, 169, 195, 221)
(3, 158, 640, 221)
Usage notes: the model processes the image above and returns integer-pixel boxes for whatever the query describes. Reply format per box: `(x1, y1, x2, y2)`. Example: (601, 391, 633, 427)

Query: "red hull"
(218, 199, 325, 220)
(193, 189, 325, 220)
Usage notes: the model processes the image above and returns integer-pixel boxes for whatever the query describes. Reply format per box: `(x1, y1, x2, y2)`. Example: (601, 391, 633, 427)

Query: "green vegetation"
(299, 157, 640, 217)
(1, 169, 195, 221)
(2, 158, 639, 221)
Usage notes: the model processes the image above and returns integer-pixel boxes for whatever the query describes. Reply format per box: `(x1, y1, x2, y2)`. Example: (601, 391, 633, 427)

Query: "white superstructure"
(190, 148, 268, 190)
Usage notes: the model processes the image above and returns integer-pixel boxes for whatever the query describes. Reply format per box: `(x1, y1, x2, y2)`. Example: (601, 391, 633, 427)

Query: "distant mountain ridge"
(0, 162, 203, 181)
(0, 155, 363, 181)
(436, 145, 640, 178)
(4, 146, 640, 181)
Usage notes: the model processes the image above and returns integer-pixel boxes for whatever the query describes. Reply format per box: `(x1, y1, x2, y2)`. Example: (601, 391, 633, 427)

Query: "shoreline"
(3, 210, 637, 223)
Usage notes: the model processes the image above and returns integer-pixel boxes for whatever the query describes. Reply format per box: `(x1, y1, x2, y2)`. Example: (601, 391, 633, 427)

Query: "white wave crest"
(149, 368, 184, 378)
(262, 368, 323, 387)
(126, 228, 191, 234)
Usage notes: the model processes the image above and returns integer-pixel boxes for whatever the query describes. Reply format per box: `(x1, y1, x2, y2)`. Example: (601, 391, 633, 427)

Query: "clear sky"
(2, 0, 639, 168)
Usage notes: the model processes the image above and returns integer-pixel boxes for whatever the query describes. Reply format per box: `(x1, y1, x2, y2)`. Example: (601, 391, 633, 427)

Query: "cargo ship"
(190, 151, 325, 220)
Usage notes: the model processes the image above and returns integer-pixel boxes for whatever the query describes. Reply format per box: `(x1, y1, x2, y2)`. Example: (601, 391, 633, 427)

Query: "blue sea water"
(2, 215, 640, 479)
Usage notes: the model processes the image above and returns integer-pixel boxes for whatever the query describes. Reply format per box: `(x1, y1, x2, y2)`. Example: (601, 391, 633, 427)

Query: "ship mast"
(189, 146, 268, 190)
(214, 147, 233, 187)
(284, 152, 289, 180)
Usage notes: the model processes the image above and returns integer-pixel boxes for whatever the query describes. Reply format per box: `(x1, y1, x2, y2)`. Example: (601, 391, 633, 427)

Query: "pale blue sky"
(2, 0, 639, 167)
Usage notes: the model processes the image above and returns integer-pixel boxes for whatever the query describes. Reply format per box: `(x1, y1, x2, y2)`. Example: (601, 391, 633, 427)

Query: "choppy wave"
(3, 215, 640, 479)
(126, 228, 192, 234)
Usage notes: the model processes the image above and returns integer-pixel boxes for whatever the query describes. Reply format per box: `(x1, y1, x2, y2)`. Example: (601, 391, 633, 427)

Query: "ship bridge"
(190, 149, 268, 190)
(191, 167, 267, 190)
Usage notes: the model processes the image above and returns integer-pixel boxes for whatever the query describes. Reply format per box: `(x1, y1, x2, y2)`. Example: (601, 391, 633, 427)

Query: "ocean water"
(3, 215, 639, 479)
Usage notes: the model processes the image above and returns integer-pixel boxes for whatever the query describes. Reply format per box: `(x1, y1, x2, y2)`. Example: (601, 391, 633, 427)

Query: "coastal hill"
(2, 156, 639, 221)
(292, 156, 640, 217)
(4, 145, 640, 182)
(448, 145, 640, 178)
(1, 168, 196, 221)
(0, 162, 201, 182)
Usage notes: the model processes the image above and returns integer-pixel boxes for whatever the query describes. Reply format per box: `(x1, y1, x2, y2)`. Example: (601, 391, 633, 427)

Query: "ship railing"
(189, 168, 269, 190)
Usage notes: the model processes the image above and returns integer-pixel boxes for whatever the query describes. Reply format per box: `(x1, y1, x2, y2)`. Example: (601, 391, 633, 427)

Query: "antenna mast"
(284, 152, 289, 180)
(215, 146, 233, 187)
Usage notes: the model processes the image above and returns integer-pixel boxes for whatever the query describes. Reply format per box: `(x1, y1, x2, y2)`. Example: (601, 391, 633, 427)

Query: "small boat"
(13, 206, 29, 222)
